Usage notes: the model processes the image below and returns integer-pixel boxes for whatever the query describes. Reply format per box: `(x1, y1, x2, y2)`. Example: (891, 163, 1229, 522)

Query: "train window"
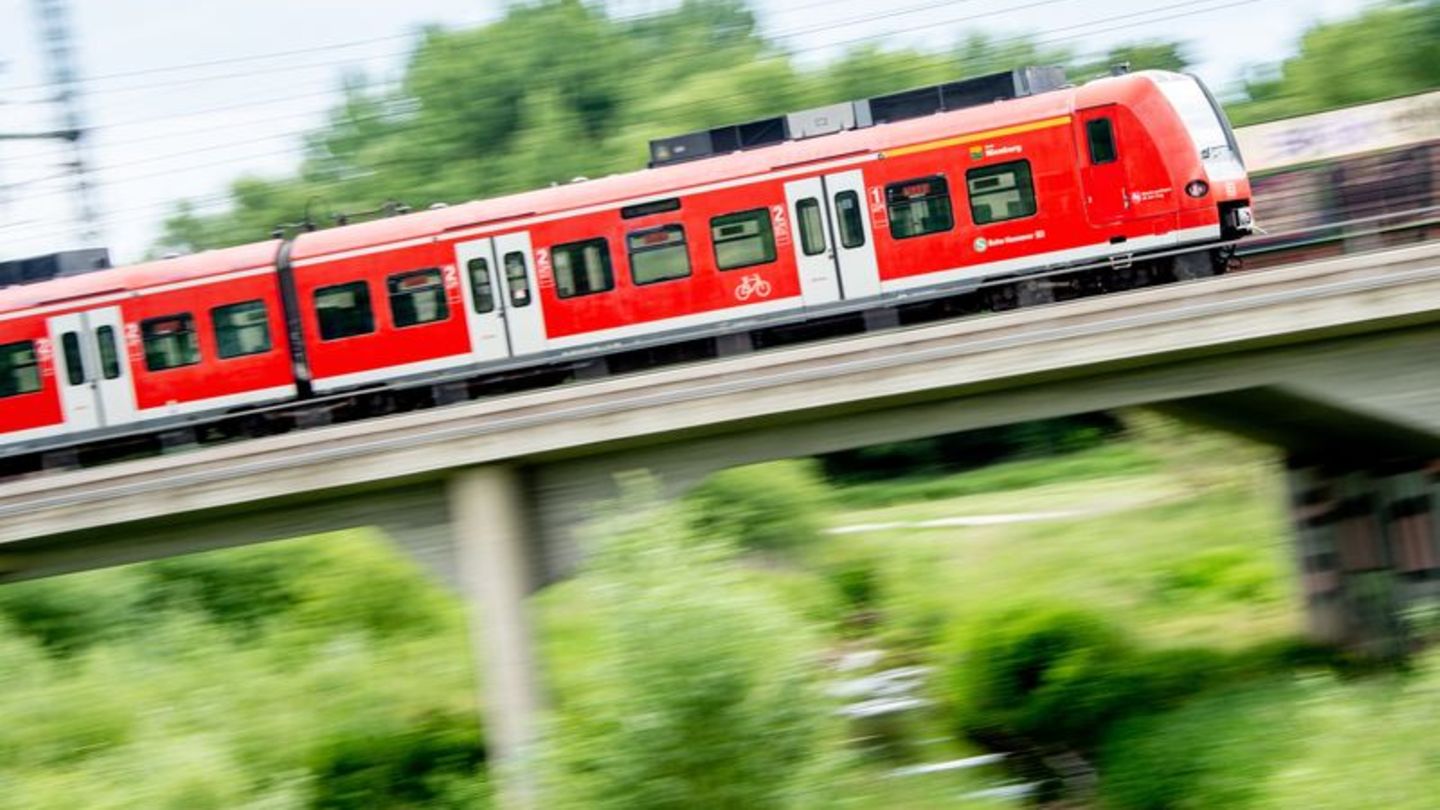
(314, 281, 375, 341)
(1087, 118, 1117, 164)
(388, 268, 451, 328)
(213, 300, 272, 359)
(0, 340, 41, 398)
(503, 252, 532, 308)
(796, 198, 827, 256)
(467, 258, 496, 314)
(886, 176, 954, 239)
(628, 224, 692, 285)
(60, 332, 85, 385)
(95, 325, 121, 379)
(967, 161, 1037, 225)
(552, 238, 614, 299)
(142, 314, 201, 371)
(711, 209, 776, 270)
(835, 190, 866, 249)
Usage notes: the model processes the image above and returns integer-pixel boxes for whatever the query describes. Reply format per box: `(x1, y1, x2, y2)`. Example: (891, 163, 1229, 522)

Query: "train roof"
(0, 240, 278, 316)
(2, 71, 1176, 318)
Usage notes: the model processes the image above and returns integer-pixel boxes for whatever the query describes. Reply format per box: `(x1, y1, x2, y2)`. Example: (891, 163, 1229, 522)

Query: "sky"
(0, 0, 1365, 264)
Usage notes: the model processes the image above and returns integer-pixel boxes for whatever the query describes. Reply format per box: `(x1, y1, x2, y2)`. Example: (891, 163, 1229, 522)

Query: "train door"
(46, 306, 138, 433)
(784, 171, 883, 306)
(1078, 106, 1128, 228)
(492, 231, 547, 356)
(454, 237, 513, 363)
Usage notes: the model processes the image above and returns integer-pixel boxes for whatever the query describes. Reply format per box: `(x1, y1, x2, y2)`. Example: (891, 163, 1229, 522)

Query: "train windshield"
(1153, 73, 1246, 182)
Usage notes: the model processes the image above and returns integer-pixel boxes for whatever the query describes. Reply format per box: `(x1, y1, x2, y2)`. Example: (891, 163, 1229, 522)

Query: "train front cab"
(1069, 71, 1253, 281)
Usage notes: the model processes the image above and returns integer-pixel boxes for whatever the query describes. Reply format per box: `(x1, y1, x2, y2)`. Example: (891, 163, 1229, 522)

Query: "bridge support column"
(449, 465, 543, 809)
(1287, 461, 1440, 658)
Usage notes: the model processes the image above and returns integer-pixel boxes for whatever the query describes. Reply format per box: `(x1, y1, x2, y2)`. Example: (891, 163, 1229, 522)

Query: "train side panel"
(122, 271, 296, 415)
(294, 241, 471, 390)
(0, 314, 65, 442)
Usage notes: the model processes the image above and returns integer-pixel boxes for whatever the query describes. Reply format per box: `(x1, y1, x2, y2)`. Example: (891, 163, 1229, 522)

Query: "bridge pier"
(449, 465, 543, 809)
(1288, 461, 1440, 658)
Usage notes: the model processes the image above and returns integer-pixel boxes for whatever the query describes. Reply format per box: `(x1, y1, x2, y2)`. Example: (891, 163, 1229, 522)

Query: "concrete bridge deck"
(5, 241, 1440, 806)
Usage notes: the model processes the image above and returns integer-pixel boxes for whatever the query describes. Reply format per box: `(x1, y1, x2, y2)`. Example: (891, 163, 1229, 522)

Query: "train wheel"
(1016, 278, 1056, 307)
(1171, 251, 1217, 281)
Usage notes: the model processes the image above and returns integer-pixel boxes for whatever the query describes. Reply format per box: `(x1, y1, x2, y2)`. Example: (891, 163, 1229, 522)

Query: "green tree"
(1231, 0, 1440, 124)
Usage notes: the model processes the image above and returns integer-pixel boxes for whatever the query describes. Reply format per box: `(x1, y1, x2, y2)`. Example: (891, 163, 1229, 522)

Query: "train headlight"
(1185, 180, 1210, 198)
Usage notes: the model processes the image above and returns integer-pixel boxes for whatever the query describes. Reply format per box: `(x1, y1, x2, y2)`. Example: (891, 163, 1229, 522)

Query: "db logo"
(734, 274, 773, 301)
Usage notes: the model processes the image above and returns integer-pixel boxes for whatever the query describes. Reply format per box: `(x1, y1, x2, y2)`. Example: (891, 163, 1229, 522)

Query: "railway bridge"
(5, 242, 1440, 805)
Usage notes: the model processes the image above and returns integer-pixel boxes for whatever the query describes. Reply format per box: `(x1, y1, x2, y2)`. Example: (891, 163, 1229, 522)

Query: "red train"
(0, 68, 1253, 460)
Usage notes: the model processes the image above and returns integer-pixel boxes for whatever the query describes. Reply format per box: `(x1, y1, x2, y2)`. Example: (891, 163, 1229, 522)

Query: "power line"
(15, 0, 1250, 212)
(8, 0, 1258, 244)
(0, 0, 838, 95)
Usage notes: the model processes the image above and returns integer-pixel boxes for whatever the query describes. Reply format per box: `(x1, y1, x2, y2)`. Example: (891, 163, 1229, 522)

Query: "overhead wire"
(6, 0, 1257, 246)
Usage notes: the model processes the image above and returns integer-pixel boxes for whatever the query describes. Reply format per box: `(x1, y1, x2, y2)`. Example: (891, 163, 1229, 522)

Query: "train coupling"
(1225, 204, 1256, 233)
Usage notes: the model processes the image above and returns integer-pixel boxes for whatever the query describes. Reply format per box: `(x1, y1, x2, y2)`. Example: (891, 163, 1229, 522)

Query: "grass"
(829, 442, 1159, 511)
(818, 451, 1298, 653)
(1099, 659, 1440, 809)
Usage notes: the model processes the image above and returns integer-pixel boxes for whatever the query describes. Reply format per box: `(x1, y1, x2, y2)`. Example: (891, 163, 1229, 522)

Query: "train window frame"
(0, 340, 42, 398)
(141, 313, 201, 372)
(551, 238, 615, 299)
(627, 224, 693, 286)
(967, 160, 1038, 226)
(95, 325, 121, 379)
(503, 252, 532, 308)
(1087, 118, 1118, 164)
(314, 281, 376, 342)
(796, 198, 827, 256)
(834, 190, 866, 249)
(387, 268, 451, 329)
(467, 257, 496, 314)
(212, 300, 273, 359)
(710, 209, 777, 271)
(886, 175, 955, 240)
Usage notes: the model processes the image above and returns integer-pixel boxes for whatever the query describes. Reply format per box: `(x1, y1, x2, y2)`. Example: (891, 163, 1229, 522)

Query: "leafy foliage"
(1230, 0, 1440, 124)
(684, 459, 829, 553)
(0, 531, 485, 809)
(543, 485, 834, 808)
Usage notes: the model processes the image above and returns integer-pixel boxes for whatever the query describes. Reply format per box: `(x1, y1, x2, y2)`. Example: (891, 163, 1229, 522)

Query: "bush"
(683, 459, 828, 554)
(941, 603, 1242, 751)
(945, 602, 1143, 749)
(0, 571, 146, 654)
(1098, 679, 1307, 810)
(309, 710, 487, 810)
(545, 489, 834, 808)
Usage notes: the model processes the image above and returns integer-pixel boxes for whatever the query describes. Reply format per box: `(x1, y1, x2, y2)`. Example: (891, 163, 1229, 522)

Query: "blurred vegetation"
(684, 459, 829, 554)
(153, 0, 1440, 255)
(9, 410, 1440, 805)
(0, 532, 488, 809)
(1228, 0, 1440, 124)
(538, 482, 834, 808)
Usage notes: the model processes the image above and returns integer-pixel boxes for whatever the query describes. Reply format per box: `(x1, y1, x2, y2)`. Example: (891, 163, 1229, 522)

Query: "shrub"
(943, 602, 1165, 750)
(0, 571, 145, 654)
(683, 459, 828, 554)
(545, 488, 834, 808)
(1098, 679, 1307, 810)
(309, 710, 487, 810)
